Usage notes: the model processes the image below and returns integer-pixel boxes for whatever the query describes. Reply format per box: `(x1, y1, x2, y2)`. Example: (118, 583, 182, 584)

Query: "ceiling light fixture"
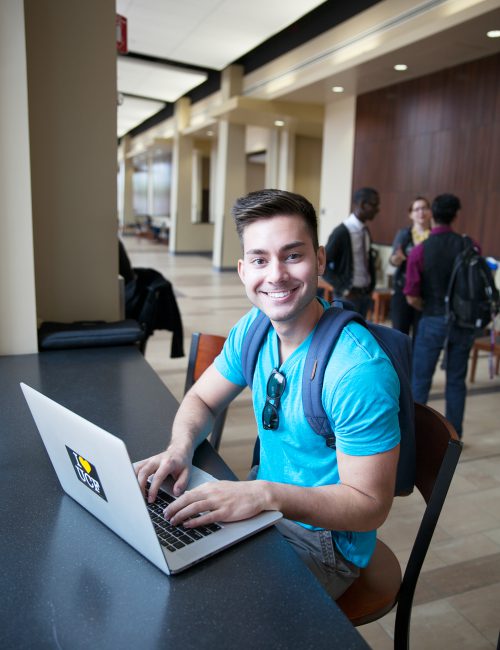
(274, 120, 285, 127)
(206, 130, 214, 136)
(486, 30, 500, 38)
(394, 64, 408, 71)
(332, 86, 344, 93)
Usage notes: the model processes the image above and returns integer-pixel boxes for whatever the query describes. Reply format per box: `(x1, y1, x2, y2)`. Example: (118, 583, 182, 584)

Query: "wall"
(294, 135, 322, 214)
(0, 0, 38, 354)
(353, 52, 500, 256)
(25, 0, 119, 323)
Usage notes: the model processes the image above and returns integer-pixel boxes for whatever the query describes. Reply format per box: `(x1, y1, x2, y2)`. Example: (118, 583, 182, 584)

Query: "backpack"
(445, 236, 499, 331)
(241, 302, 416, 496)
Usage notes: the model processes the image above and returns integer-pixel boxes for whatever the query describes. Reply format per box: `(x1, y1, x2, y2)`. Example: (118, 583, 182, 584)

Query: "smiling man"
(135, 189, 400, 600)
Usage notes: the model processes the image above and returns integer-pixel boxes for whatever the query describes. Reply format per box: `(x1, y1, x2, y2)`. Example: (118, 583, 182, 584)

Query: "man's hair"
(431, 193, 461, 224)
(352, 187, 379, 206)
(232, 189, 319, 250)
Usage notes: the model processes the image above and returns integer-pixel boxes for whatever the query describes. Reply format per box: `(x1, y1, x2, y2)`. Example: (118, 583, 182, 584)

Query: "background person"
(323, 187, 380, 317)
(404, 193, 477, 438)
(135, 189, 400, 601)
(389, 197, 431, 337)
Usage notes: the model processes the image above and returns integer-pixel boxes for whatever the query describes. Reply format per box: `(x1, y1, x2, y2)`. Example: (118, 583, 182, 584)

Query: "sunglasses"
(262, 369, 286, 430)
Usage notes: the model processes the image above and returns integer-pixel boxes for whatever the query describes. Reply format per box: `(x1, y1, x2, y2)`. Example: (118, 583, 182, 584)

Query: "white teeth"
(267, 291, 290, 298)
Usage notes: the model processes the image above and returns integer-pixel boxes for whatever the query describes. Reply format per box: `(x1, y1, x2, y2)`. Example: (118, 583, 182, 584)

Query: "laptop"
(20, 383, 282, 575)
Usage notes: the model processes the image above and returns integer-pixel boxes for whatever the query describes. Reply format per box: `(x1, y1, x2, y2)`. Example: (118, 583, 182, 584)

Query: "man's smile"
(261, 287, 298, 299)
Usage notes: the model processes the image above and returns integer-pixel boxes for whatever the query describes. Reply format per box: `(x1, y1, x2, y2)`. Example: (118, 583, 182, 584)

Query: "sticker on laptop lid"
(66, 446, 107, 501)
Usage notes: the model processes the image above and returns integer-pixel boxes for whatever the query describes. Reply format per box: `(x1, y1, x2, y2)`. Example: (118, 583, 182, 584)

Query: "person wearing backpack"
(404, 193, 478, 438)
(135, 189, 401, 601)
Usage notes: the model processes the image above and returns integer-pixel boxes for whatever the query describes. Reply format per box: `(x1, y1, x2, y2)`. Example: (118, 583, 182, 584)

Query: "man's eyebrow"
(245, 241, 305, 256)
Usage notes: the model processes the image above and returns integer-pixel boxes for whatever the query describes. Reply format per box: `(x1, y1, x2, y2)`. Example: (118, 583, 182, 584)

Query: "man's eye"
(287, 253, 301, 261)
(252, 258, 266, 266)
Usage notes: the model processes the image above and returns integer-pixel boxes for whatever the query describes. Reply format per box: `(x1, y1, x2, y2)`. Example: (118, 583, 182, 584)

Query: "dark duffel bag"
(38, 319, 146, 351)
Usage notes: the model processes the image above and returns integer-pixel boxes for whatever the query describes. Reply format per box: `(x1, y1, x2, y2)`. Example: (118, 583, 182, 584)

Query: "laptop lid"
(20, 383, 281, 575)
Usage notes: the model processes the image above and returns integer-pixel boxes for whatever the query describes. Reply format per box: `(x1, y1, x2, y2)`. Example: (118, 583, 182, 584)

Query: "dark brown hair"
(232, 189, 319, 251)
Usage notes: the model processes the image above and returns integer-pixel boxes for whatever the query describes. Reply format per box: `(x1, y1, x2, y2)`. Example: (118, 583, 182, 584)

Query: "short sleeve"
(214, 308, 259, 387)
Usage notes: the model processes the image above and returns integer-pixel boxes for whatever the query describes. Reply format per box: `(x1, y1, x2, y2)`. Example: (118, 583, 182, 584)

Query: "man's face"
(359, 195, 380, 222)
(237, 215, 325, 325)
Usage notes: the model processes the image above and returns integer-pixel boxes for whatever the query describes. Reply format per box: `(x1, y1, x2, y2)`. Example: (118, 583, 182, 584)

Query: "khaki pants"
(275, 517, 359, 601)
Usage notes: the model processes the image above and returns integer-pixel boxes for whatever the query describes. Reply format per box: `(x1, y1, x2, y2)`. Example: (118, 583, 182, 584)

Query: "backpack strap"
(241, 311, 272, 388)
(302, 306, 364, 448)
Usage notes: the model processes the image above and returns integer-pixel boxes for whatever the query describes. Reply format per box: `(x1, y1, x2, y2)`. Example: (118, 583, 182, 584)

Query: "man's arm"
(135, 365, 244, 501)
(164, 444, 399, 532)
(403, 243, 424, 310)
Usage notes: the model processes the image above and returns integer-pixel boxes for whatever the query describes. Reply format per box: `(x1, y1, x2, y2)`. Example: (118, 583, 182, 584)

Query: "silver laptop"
(20, 383, 282, 575)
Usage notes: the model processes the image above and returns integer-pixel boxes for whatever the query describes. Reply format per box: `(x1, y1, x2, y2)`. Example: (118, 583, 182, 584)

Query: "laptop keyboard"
(146, 485, 222, 552)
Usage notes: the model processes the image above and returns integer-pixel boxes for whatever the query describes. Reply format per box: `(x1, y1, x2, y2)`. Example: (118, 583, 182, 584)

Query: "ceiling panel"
(116, 0, 326, 69)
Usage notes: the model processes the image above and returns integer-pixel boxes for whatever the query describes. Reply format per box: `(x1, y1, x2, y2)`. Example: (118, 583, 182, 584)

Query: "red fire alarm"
(116, 14, 128, 54)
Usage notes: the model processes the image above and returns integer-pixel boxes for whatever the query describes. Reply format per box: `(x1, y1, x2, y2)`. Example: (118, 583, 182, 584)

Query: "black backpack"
(241, 302, 415, 496)
(445, 236, 499, 330)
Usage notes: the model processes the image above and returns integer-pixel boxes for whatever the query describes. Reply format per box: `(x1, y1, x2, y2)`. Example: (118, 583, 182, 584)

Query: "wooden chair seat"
(337, 539, 401, 626)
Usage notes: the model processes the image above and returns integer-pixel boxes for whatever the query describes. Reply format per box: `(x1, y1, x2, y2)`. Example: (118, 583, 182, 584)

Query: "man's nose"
(267, 259, 288, 283)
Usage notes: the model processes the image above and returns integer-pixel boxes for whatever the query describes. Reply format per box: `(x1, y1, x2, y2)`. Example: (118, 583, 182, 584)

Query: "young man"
(323, 187, 380, 317)
(135, 189, 400, 600)
(404, 193, 477, 438)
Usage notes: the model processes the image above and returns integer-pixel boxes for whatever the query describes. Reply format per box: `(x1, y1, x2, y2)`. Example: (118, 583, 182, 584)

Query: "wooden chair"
(469, 332, 500, 382)
(184, 332, 227, 451)
(337, 402, 463, 649)
(369, 288, 392, 324)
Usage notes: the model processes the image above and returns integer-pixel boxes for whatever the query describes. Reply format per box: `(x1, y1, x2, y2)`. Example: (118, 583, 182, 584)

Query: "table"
(0, 346, 369, 650)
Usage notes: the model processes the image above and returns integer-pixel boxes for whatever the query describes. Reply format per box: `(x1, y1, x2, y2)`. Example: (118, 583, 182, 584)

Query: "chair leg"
(469, 347, 478, 383)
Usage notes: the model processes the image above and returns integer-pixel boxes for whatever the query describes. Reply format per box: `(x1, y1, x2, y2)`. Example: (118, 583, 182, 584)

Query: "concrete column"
(265, 127, 296, 190)
(265, 129, 279, 188)
(123, 139, 135, 228)
(118, 135, 135, 229)
(25, 0, 119, 323)
(0, 0, 38, 354)
(212, 66, 246, 269)
(170, 98, 213, 252)
(319, 97, 356, 245)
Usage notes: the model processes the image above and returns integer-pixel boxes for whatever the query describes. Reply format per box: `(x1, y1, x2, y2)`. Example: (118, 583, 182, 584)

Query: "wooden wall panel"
(353, 52, 500, 257)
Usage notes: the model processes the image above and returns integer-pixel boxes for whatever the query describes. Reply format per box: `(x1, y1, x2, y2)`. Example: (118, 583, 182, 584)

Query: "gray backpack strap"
(302, 307, 363, 448)
(241, 311, 271, 388)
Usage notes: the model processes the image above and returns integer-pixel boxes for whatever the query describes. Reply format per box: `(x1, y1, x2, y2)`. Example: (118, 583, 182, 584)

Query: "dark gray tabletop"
(0, 347, 369, 650)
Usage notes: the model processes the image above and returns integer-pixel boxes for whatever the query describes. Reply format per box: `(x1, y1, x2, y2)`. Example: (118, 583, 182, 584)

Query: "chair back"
(184, 333, 227, 451)
(394, 403, 462, 649)
(337, 402, 463, 650)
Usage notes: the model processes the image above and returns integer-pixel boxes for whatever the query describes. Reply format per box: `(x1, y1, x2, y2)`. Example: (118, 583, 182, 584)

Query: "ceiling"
(116, 0, 500, 139)
(116, 0, 326, 137)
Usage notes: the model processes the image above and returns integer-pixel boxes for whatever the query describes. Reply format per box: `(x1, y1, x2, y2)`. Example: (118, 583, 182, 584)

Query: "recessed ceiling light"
(394, 64, 408, 71)
(486, 30, 500, 38)
(332, 86, 344, 93)
(206, 130, 214, 136)
(274, 120, 285, 127)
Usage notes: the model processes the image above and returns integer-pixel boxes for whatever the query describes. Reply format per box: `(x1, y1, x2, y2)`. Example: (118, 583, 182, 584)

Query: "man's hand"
(165, 480, 269, 527)
(390, 246, 406, 267)
(134, 442, 193, 503)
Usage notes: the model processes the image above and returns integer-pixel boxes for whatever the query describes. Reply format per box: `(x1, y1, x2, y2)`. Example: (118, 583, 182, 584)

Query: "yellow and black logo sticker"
(66, 446, 107, 501)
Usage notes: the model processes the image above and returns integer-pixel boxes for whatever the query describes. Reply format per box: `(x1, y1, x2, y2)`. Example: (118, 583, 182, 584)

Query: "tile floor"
(125, 236, 500, 649)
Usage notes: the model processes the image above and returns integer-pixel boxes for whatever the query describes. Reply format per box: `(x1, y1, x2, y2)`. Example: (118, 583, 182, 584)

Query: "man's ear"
(237, 258, 245, 283)
(317, 246, 326, 276)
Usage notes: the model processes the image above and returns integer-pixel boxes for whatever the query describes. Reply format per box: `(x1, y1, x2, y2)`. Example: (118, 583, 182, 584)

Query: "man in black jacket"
(323, 187, 380, 316)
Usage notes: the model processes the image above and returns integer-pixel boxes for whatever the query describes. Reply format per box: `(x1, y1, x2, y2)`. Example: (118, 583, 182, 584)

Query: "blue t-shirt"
(214, 300, 400, 567)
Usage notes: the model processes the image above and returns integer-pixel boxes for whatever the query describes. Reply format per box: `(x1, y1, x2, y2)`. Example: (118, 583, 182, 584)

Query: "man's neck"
(272, 298, 323, 363)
